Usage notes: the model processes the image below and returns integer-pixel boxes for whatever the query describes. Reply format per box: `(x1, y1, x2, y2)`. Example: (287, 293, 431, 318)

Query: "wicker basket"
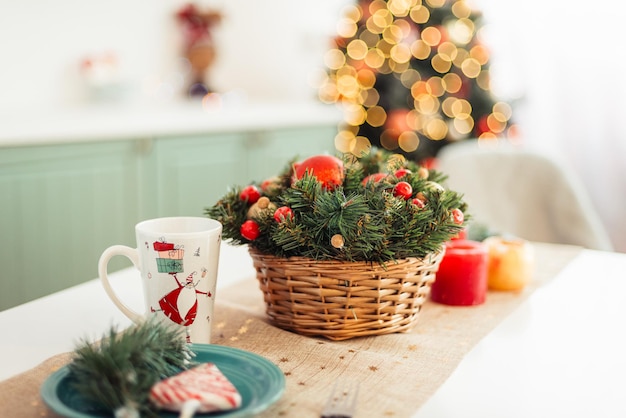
(249, 247, 445, 341)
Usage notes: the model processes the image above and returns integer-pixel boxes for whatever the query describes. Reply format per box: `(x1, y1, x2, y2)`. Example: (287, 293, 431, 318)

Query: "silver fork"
(321, 380, 360, 418)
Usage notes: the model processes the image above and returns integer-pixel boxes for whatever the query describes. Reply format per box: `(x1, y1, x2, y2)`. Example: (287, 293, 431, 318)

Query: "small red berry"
(240, 185, 261, 204)
(273, 206, 293, 222)
(240, 220, 260, 240)
(393, 181, 413, 200)
(394, 168, 412, 178)
(451, 208, 464, 224)
(411, 197, 425, 208)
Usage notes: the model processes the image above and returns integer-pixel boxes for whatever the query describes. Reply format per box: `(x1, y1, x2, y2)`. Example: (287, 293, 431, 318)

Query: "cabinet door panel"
(0, 142, 139, 311)
(153, 133, 247, 216)
(245, 125, 336, 182)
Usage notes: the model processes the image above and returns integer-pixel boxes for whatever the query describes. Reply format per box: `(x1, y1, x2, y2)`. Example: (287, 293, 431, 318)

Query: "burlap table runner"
(0, 243, 581, 418)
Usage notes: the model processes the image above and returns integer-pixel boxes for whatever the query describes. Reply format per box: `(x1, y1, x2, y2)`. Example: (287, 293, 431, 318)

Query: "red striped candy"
(150, 363, 242, 413)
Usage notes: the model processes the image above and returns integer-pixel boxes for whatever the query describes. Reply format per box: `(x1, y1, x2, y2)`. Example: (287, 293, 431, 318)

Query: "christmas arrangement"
(206, 149, 468, 340)
(206, 149, 467, 263)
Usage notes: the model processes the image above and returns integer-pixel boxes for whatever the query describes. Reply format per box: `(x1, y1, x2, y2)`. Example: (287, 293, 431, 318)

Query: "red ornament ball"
(240, 220, 260, 241)
(451, 208, 464, 225)
(394, 168, 412, 178)
(361, 172, 387, 186)
(273, 206, 293, 222)
(240, 185, 261, 204)
(412, 197, 425, 208)
(294, 155, 344, 190)
(393, 181, 413, 200)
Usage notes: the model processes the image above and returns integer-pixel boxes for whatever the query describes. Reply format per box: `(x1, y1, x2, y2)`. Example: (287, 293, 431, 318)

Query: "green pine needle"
(68, 318, 194, 417)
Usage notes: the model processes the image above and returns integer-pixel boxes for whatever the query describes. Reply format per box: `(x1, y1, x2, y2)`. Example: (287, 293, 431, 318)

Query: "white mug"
(99, 217, 222, 344)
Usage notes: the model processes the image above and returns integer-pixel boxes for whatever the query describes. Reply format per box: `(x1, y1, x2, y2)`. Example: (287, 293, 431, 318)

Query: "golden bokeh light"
(432, 54, 452, 73)
(470, 44, 490, 65)
(487, 113, 506, 133)
(390, 43, 412, 63)
(362, 87, 380, 107)
(461, 57, 481, 78)
(415, 94, 439, 114)
(476, 69, 490, 90)
(382, 25, 404, 44)
(421, 26, 442, 46)
(393, 18, 412, 38)
(442, 73, 462, 93)
(345, 104, 367, 126)
(410, 5, 430, 24)
(365, 48, 386, 68)
(335, 130, 357, 153)
(380, 130, 399, 150)
(426, 76, 445, 97)
(317, 79, 339, 104)
(324, 49, 346, 70)
(451, 98, 472, 117)
(398, 131, 420, 152)
(400, 68, 421, 88)
(357, 68, 377, 88)
(451, 0, 472, 19)
(437, 42, 458, 62)
(453, 114, 474, 134)
(337, 17, 358, 39)
(406, 109, 423, 130)
(337, 74, 360, 98)
(372, 9, 393, 31)
(426, 118, 448, 140)
(366, 105, 387, 127)
(387, 0, 413, 17)
(376, 39, 394, 57)
(411, 39, 431, 60)
(425, 0, 446, 8)
(448, 18, 474, 45)
(389, 59, 410, 73)
(347, 39, 369, 60)
(342, 4, 362, 23)
(353, 135, 372, 156)
(493, 101, 513, 121)
(411, 80, 432, 98)
(442, 97, 456, 118)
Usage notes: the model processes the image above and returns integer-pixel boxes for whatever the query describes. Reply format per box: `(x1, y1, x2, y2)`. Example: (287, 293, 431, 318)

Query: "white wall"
(0, 0, 350, 112)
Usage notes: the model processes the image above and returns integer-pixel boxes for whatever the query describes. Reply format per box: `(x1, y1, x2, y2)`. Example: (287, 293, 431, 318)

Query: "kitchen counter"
(0, 100, 343, 147)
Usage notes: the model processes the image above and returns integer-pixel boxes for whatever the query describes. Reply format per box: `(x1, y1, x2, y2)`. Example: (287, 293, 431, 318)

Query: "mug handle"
(98, 245, 143, 323)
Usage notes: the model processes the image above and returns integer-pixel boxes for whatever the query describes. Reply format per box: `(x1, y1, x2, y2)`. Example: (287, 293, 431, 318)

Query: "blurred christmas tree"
(319, 0, 517, 163)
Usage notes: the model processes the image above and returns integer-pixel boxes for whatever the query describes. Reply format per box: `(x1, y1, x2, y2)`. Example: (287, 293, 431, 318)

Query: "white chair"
(436, 140, 613, 251)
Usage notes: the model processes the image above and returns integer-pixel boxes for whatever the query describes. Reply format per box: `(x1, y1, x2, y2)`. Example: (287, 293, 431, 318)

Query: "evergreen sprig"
(68, 318, 194, 417)
(205, 149, 468, 263)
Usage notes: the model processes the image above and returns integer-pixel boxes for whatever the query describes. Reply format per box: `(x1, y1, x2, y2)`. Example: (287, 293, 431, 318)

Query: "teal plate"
(41, 344, 285, 418)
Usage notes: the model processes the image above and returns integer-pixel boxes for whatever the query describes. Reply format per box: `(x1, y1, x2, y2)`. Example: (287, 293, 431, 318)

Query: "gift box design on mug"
(154, 240, 184, 273)
(151, 238, 210, 336)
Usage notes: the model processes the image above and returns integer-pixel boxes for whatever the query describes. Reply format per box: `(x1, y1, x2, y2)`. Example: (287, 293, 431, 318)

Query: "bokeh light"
(322, 0, 515, 160)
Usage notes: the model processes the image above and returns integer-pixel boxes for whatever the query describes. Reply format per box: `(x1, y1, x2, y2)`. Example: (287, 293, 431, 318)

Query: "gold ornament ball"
(331, 234, 345, 249)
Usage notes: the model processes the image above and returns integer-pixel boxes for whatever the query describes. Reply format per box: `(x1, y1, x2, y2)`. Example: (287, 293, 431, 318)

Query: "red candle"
(430, 240, 488, 306)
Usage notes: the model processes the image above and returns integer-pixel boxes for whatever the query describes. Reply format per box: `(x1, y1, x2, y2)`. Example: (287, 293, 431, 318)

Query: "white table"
(2, 244, 625, 417)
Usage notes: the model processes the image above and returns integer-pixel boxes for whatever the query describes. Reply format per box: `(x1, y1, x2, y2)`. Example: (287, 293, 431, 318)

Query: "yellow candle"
(483, 236, 534, 291)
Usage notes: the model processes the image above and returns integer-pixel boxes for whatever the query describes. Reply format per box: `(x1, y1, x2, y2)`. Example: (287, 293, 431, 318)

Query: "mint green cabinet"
(152, 125, 336, 216)
(150, 132, 248, 218)
(0, 141, 141, 311)
(0, 124, 336, 311)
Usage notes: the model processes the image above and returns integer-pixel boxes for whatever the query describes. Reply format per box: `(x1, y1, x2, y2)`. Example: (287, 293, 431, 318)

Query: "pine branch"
(68, 318, 194, 417)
